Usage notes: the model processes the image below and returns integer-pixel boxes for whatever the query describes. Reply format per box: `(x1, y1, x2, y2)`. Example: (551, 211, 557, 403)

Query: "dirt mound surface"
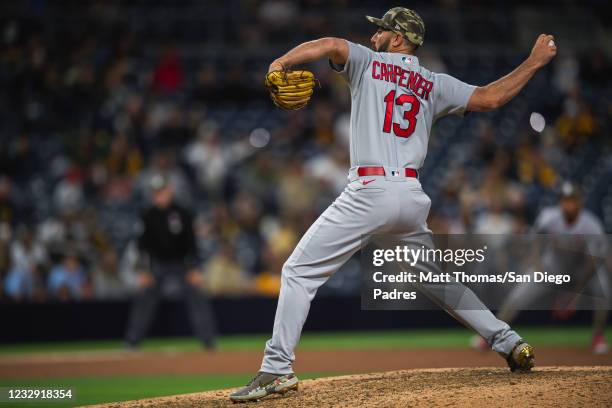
(3, 347, 610, 379)
(93, 366, 612, 408)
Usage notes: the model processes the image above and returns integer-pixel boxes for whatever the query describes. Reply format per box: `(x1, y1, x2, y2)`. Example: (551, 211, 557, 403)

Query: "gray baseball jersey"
(260, 41, 522, 376)
(534, 206, 605, 235)
(535, 206, 607, 259)
(331, 41, 475, 169)
(498, 206, 610, 321)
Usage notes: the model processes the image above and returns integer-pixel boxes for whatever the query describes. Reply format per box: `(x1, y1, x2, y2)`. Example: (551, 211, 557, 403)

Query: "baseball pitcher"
(230, 7, 557, 402)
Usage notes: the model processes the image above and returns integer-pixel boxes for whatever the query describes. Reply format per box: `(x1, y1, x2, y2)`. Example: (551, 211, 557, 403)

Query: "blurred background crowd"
(1, 0, 611, 302)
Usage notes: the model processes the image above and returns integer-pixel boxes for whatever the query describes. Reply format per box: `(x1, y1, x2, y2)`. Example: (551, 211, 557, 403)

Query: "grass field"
(0, 326, 605, 355)
(0, 326, 607, 407)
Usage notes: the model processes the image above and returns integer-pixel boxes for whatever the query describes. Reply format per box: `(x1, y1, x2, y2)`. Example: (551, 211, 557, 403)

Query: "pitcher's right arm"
(467, 34, 557, 112)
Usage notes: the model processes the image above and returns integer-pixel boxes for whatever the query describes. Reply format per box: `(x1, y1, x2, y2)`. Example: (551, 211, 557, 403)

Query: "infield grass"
(0, 326, 607, 355)
(0, 372, 330, 407)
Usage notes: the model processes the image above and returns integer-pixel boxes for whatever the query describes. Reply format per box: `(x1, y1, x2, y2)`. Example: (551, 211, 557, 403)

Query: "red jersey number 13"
(382, 90, 420, 138)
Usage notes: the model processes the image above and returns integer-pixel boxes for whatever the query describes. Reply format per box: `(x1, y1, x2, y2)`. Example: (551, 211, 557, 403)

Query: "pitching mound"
(94, 366, 612, 407)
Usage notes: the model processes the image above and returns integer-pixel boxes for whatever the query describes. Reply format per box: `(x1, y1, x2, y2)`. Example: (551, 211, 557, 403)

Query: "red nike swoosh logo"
(362, 179, 376, 185)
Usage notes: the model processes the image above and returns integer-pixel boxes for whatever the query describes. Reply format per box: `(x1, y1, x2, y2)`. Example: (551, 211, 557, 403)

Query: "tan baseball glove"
(264, 70, 316, 111)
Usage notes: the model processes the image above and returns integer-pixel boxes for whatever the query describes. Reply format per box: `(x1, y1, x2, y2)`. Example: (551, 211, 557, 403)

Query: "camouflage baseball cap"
(366, 7, 425, 47)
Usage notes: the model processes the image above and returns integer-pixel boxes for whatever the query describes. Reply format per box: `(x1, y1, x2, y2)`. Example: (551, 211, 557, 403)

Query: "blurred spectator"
(311, 101, 335, 146)
(473, 197, 516, 235)
(53, 167, 85, 215)
(0, 241, 8, 300)
(4, 227, 47, 300)
(515, 136, 557, 187)
(259, 0, 298, 29)
(232, 192, 265, 275)
(194, 64, 222, 102)
(430, 172, 468, 234)
(581, 50, 610, 88)
(9, 134, 40, 184)
(277, 159, 320, 216)
(184, 121, 254, 197)
(305, 145, 350, 195)
(202, 240, 251, 295)
(184, 121, 227, 195)
(0, 176, 17, 228)
(91, 248, 126, 299)
(555, 89, 597, 152)
(47, 252, 90, 301)
(333, 112, 351, 148)
(253, 270, 281, 296)
(255, 217, 299, 296)
(106, 133, 144, 178)
(152, 45, 183, 93)
(553, 55, 580, 95)
(419, 49, 448, 74)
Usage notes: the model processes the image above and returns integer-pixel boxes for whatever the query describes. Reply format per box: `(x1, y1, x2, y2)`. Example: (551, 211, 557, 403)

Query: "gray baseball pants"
(261, 169, 521, 374)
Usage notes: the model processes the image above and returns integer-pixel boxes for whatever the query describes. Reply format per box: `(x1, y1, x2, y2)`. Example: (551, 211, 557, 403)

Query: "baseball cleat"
(592, 332, 609, 355)
(229, 372, 299, 402)
(506, 341, 535, 372)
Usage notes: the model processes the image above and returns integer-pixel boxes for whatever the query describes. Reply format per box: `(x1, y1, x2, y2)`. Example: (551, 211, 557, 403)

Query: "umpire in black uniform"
(125, 174, 217, 349)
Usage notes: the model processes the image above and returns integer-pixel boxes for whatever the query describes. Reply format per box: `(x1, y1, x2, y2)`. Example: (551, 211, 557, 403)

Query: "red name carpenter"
(371, 61, 433, 100)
